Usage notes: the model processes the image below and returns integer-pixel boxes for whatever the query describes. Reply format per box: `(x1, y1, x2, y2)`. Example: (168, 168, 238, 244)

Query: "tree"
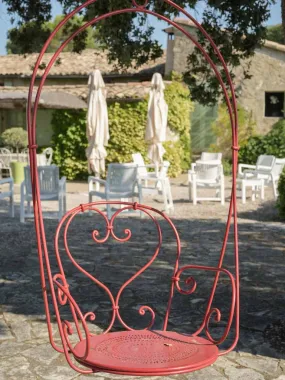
(266, 24, 284, 44)
(6, 15, 100, 54)
(1, 128, 28, 153)
(3, 0, 274, 105)
(282, 0, 285, 43)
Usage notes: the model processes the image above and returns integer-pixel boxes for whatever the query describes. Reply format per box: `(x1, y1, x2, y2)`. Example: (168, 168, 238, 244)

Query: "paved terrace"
(0, 175, 285, 380)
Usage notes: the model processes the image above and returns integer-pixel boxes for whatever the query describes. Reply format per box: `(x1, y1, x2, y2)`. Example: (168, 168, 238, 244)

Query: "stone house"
(165, 18, 285, 149)
(0, 50, 165, 146)
(1, 17, 285, 151)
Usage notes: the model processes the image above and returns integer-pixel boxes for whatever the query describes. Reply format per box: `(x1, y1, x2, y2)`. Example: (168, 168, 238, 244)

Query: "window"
(265, 92, 284, 117)
(7, 110, 25, 128)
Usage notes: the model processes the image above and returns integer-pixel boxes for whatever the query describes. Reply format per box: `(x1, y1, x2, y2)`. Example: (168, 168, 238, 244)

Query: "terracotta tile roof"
(0, 81, 171, 102)
(0, 49, 166, 78)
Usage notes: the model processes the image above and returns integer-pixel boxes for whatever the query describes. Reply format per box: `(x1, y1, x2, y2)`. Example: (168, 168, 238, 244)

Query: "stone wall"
(166, 22, 285, 135)
(235, 51, 285, 134)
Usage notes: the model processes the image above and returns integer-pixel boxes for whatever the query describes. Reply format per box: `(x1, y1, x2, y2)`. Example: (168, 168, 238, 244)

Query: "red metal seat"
(74, 330, 219, 376)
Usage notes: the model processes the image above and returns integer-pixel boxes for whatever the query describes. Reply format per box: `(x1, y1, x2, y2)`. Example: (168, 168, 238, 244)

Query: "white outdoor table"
(237, 177, 264, 204)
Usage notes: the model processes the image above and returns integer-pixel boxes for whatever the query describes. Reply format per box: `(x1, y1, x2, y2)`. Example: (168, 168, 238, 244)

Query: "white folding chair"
(132, 153, 174, 213)
(42, 148, 54, 166)
(238, 155, 279, 199)
(188, 161, 225, 205)
(20, 166, 66, 223)
(88, 163, 142, 219)
(0, 148, 12, 178)
(0, 177, 14, 217)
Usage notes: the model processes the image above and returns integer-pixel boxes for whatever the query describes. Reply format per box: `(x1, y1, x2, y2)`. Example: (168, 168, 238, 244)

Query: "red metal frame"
(26, 0, 239, 375)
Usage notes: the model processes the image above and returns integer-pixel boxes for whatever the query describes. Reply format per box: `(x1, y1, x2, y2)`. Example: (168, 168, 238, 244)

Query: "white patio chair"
(132, 153, 174, 213)
(0, 158, 12, 179)
(20, 166, 66, 223)
(271, 158, 285, 199)
(188, 161, 225, 205)
(88, 163, 142, 219)
(0, 177, 14, 217)
(238, 155, 279, 199)
(42, 147, 53, 166)
(238, 155, 276, 179)
(0, 148, 12, 177)
(200, 152, 222, 162)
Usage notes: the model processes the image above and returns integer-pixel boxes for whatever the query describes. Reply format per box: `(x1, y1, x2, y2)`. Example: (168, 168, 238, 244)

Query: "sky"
(0, 0, 282, 56)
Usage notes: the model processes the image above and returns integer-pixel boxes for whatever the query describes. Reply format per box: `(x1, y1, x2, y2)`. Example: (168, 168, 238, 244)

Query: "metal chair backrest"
(201, 152, 222, 162)
(24, 166, 59, 196)
(256, 155, 275, 171)
(132, 153, 148, 177)
(107, 163, 138, 193)
(43, 147, 53, 166)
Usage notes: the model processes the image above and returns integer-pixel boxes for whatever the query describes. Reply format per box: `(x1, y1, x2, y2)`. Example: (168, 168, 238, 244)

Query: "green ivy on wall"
(51, 78, 193, 180)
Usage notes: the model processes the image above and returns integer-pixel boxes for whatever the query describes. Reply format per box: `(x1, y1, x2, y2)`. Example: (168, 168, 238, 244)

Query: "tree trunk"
(282, 0, 285, 44)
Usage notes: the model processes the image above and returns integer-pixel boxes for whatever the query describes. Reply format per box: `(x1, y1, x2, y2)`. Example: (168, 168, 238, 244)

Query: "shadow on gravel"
(0, 203, 285, 359)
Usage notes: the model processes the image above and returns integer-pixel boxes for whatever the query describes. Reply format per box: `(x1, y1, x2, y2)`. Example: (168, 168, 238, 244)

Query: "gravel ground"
(0, 175, 284, 380)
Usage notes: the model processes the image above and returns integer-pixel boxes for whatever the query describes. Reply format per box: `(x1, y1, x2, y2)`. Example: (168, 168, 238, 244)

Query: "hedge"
(239, 119, 285, 164)
(277, 168, 285, 220)
(51, 78, 193, 180)
(239, 119, 285, 220)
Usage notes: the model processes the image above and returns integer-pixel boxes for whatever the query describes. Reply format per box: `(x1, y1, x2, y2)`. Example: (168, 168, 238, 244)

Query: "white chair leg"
(166, 179, 174, 211)
(188, 182, 192, 201)
(161, 181, 169, 213)
(221, 178, 225, 206)
(10, 194, 14, 218)
(20, 183, 25, 223)
(89, 193, 92, 216)
(63, 194, 67, 214)
(192, 181, 197, 206)
(27, 201, 31, 215)
(58, 196, 63, 221)
(272, 180, 278, 199)
(251, 186, 256, 201)
(242, 182, 246, 204)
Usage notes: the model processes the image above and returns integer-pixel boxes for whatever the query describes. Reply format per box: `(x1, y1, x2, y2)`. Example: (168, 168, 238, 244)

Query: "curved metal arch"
(26, 0, 240, 359)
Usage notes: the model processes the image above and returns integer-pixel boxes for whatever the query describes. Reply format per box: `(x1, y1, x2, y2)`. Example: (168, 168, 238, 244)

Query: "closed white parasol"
(86, 70, 109, 175)
(145, 73, 168, 165)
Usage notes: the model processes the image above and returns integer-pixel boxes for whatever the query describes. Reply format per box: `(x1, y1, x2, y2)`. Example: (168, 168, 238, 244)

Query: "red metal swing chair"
(27, 0, 239, 376)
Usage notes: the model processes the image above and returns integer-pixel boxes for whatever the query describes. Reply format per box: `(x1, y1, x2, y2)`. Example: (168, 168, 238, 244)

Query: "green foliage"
(210, 103, 256, 160)
(106, 102, 148, 165)
(1, 127, 28, 153)
(51, 110, 88, 180)
(6, 15, 100, 54)
(4, 0, 272, 105)
(266, 24, 284, 44)
(239, 119, 285, 164)
(52, 80, 193, 180)
(277, 168, 285, 220)
(164, 74, 193, 172)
